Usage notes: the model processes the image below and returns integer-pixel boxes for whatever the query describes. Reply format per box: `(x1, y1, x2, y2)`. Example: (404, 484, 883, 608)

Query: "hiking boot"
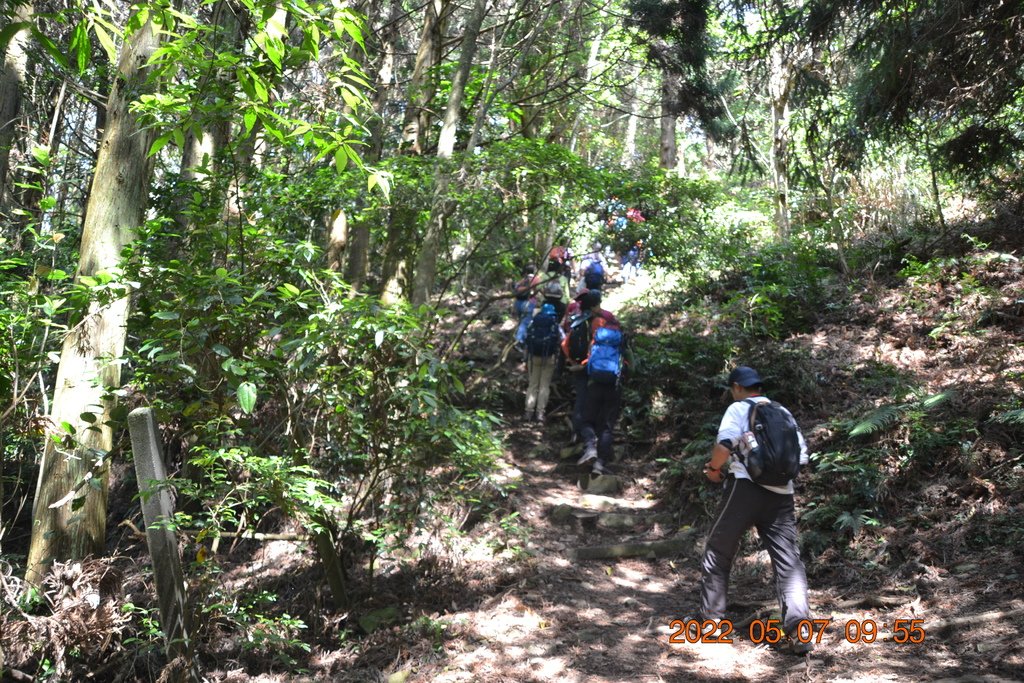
(787, 637, 814, 656)
(700, 619, 730, 641)
(591, 460, 609, 476)
(535, 411, 545, 422)
(577, 444, 598, 466)
(523, 410, 533, 422)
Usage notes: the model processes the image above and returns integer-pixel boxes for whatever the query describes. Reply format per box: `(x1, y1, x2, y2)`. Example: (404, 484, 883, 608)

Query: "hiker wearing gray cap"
(696, 365, 814, 655)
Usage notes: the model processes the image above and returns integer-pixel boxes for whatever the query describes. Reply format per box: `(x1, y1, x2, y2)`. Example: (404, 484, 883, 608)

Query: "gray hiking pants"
(699, 477, 811, 634)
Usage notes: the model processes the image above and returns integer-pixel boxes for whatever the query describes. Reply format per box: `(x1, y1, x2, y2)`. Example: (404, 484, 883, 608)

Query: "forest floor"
(300, 229, 1024, 683)
(5, 221, 1024, 683)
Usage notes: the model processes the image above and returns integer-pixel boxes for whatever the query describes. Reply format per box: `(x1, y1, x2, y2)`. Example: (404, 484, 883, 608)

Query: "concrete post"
(127, 407, 197, 678)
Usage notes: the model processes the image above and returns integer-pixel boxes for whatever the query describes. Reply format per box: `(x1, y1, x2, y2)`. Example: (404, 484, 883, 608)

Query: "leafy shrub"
(122, 220, 504, 589)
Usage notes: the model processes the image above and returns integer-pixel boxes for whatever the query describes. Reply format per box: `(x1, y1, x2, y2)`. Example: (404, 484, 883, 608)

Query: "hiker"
(512, 265, 536, 349)
(622, 241, 642, 284)
(579, 243, 606, 292)
(698, 365, 813, 654)
(540, 259, 570, 322)
(605, 196, 626, 231)
(523, 303, 564, 422)
(548, 244, 574, 280)
(562, 289, 620, 441)
(574, 296, 630, 475)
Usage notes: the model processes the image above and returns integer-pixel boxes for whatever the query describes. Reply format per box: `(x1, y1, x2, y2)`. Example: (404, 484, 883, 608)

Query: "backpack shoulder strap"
(742, 398, 760, 428)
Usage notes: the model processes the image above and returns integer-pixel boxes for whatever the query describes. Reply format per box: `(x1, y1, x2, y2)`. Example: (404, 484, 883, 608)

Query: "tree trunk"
(326, 208, 347, 271)
(399, 0, 452, 155)
(769, 90, 791, 240)
(659, 72, 679, 170)
(0, 3, 32, 229)
(177, 0, 244, 237)
(766, 39, 809, 243)
(411, 0, 489, 306)
(345, 0, 402, 290)
(26, 15, 162, 587)
(381, 0, 451, 299)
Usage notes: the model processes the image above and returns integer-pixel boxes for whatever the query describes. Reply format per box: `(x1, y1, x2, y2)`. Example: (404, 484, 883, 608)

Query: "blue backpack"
(587, 326, 623, 384)
(584, 262, 605, 289)
(526, 305, 560, 357)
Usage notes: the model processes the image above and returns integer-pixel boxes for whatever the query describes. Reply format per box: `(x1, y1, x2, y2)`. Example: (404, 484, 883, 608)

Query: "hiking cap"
(727, 365, 763, 387)
(579, 290, 602, 310)
(573, 288, 589, 301)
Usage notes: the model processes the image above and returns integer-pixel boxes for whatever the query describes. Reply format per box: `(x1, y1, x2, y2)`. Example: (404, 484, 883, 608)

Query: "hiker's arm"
(704, 442, 731, 483)
(623, 340, 636, 373)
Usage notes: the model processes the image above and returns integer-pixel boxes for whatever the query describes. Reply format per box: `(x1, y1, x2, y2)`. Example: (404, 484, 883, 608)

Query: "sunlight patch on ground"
(430, 594, 581, 683)
(661, 637, 779, 679)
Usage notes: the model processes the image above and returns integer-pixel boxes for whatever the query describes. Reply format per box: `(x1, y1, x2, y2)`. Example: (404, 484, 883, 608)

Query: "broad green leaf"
(148, 133, 172, 157)
(31, 146, 50, 166)
(91, 20, 117, 63)
(252, 74, 269, 102)
(374, 330, 384, 347)
(921, 391, 953, 409)
(243, 109, 257, 135)
(71, 21, 89, 74)
(264, 39, 282, 69)
(31, 28, 69, 70)
(152, 311, 180, 320)
(237, 382, 257, 414)
(368, 169, 391, 198)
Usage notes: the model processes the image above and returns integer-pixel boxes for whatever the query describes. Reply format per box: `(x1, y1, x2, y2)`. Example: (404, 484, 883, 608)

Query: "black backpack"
(526, 309, 560, 357)
(565, 312, 592, 362)
(740, 399, 802, 487)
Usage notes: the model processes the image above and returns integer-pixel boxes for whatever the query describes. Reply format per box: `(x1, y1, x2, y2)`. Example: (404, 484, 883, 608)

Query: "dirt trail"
(414, 269, 1024, 683)
(416, 413, 1024, 682)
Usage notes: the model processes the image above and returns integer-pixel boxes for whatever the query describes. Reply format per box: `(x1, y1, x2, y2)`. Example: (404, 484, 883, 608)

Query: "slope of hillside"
(3, 215, 1022, 682)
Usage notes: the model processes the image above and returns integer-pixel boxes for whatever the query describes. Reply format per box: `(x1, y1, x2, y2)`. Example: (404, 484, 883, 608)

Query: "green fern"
(991, 409, 1024, 426)
(849, 404, 905, 437)
(920, 390, 954, 409)
(849, 391, 954, 437)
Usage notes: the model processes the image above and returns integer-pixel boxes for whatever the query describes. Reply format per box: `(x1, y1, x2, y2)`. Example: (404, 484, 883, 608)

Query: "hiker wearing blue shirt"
(697, 365, 814, 654)
(512, 265, 536, 349)
(622, 241, 642, 284)
(577, 243, 606, 293)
